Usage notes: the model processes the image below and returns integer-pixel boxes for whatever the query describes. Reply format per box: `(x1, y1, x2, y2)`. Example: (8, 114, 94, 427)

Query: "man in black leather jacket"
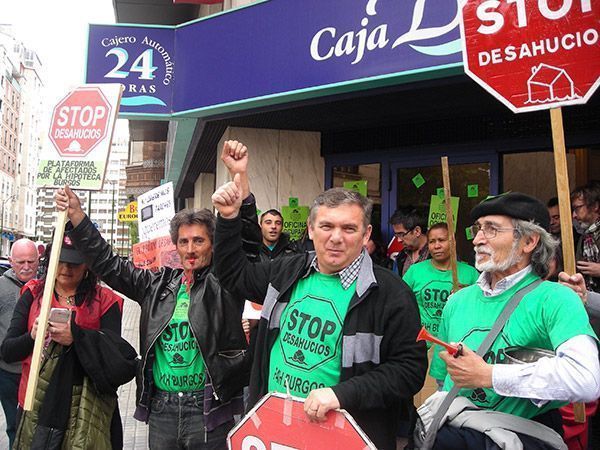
(55, 140, 261, 450)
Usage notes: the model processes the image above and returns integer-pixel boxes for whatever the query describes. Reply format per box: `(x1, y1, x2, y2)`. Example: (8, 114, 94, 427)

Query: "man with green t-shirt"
(403, 223, 479, 338)
(428, 192, 600, 448)
(56, 140, 262, 450)
(212, 172, 427, 450)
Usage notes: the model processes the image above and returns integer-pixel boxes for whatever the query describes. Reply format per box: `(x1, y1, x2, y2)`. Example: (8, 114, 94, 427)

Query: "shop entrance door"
(389, 158, 494, 264)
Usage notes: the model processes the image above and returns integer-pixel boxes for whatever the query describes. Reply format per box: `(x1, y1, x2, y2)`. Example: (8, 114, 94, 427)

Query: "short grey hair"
(512, 219, 559, 278)
(309, 188, 373, 232)
(169, 208, 216, 245)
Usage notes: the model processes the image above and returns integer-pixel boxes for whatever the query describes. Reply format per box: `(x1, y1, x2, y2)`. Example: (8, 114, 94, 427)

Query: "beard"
(475, 241, 522, 273)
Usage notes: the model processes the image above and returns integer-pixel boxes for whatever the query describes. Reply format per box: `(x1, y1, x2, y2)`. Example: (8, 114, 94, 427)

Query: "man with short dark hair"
(429, 193, 600, 448)
(390, 207, 430, 276)
(259, 209, 296, 261)
(212, 169, 427, 449)
(55, 140, 261, 450)
(571, 181, 600, 294)
(0, 239, 39, 447)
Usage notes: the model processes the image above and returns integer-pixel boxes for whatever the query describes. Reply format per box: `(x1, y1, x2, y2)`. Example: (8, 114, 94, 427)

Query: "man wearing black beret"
(428, 192, 600, 448)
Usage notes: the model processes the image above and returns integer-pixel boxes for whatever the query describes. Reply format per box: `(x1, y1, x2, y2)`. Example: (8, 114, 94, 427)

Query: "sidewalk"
(0, 299, 149, 449)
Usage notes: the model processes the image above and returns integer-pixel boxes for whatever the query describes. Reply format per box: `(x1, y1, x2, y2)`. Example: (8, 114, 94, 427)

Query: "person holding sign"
(54, 141, 261, 450)
(1, 225, 129, 449)
(212, 166, 427, 449)
(403, 223, 479, 340)
(571, 182, 600, 297)
(428, 193, 600, 448)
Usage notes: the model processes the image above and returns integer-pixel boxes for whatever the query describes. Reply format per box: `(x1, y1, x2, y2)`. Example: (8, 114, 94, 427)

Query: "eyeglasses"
(572, 204, 586, 213)
(394, 228, 414, 239)
(469, 223, 517, 239)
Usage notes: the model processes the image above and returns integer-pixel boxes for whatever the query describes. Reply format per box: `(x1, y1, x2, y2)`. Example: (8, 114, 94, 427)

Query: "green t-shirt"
(403, 260, 479, 337)
(153, 283, 206, 391)
(268, 272, 355, 398)
(430, 272, 597, 418)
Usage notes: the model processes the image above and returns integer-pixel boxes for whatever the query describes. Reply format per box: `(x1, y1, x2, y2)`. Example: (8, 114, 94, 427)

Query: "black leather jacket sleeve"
(70, 215, 160, 304)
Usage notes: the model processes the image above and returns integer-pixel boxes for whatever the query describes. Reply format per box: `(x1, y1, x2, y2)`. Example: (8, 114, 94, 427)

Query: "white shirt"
(488, 266, 600, 405)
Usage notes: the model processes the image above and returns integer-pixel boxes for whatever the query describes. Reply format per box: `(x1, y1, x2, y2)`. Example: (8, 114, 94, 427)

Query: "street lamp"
(0, 195, 16, 256)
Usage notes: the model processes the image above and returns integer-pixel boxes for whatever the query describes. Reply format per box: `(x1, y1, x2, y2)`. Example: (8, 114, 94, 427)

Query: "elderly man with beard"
(428, 193, 600, 449)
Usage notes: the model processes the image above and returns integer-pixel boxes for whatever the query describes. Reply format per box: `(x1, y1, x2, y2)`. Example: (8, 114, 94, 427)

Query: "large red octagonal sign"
(49, 86, 112, 157)
(460, 0, 600, 113)
(228, 393, 375, 450)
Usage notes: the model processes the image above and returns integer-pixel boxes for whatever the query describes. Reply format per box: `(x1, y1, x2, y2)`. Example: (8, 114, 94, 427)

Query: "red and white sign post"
(460, 0, 600, 423)
(228, 393, 376, 450)
(26, 84, 122, 411)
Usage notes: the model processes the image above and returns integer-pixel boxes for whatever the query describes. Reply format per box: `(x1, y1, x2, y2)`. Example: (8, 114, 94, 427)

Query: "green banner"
(343, 180, 367, 197)
(428, 195, 460, 232)
(281, 205, 309, 241)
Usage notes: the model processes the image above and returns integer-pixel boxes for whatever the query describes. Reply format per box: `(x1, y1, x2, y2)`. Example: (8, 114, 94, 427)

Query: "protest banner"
(26, 84, 122, 411)
(132, 235, 182, 270)
(138, 182, 175, 242)
(228, 392, 376, 450)
(36, 84, 122, 190)
(460, 0, 599, 422)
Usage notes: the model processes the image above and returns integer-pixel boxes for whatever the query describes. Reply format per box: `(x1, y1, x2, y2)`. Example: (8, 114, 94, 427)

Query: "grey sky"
(2, 0, 114, 104)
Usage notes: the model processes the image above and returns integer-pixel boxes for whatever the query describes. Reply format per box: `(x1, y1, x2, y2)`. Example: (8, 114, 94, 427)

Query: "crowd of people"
(0, 140, 596, 449)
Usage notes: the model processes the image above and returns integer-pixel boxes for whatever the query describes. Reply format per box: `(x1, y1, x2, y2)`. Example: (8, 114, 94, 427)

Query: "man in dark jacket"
(55, 140, 261, 450)
(212, 171, 427, 449)
(259, 209, 297, 261)
(0, 239, 39, 447)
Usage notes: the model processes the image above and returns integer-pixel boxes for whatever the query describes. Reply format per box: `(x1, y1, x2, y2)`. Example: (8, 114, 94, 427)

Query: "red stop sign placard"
(228, 393, 375, 450)
(49, 86, 113, 157)
(460, 0, 600, 112)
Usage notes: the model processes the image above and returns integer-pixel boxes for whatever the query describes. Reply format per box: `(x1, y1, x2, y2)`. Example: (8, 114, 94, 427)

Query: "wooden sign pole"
(550, 107, 585, 424)
(441, 157, 459, 292)
(23, 209, 68, 411)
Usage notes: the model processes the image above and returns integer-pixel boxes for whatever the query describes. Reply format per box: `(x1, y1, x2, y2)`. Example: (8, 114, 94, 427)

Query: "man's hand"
(576, 261, 600, 278)
(212, 174, 243, 219)
(221, 140, 248, 175)
(55, 186, 85, 226)
(31, 317, 39, 340)
(220, 140, 250, 199)
(48, 320, 73, 346)
(439, 344, 493, 389)
(303, 388, 340, 422)
(558, 271, 588, 304)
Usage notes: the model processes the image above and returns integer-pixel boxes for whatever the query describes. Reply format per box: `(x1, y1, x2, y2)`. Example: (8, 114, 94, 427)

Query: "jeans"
(0, 368, 20, 449)
(148, 390, 232, 450)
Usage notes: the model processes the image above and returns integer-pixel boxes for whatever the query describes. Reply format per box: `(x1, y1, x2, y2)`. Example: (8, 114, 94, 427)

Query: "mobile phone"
(48, 307, 71, 324)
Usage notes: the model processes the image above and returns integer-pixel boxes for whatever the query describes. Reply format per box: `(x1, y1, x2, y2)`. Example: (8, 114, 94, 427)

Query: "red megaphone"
(416, 327, 461, 356)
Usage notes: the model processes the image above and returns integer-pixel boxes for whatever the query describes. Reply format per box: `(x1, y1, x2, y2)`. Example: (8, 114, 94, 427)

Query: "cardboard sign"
(343, 180, 368, 197)
(118, 201, 138, 222)
(36, 84, 122, 190)
(428, 195, 459, 232)
(132, 235, 182, 270)
(281, 205, 309, 242)
(138, 182, 175, 242)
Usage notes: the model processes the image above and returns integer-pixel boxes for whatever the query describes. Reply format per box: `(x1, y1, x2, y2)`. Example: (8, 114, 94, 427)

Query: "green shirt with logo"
(153, 283, 206, 391)
(268, 272, 355, 398)
(430, 272, 596, 419)
(403, 260, 479, 338)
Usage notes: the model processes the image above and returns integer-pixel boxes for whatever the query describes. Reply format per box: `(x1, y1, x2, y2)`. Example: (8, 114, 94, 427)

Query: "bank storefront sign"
(86, 0, 463, 117)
